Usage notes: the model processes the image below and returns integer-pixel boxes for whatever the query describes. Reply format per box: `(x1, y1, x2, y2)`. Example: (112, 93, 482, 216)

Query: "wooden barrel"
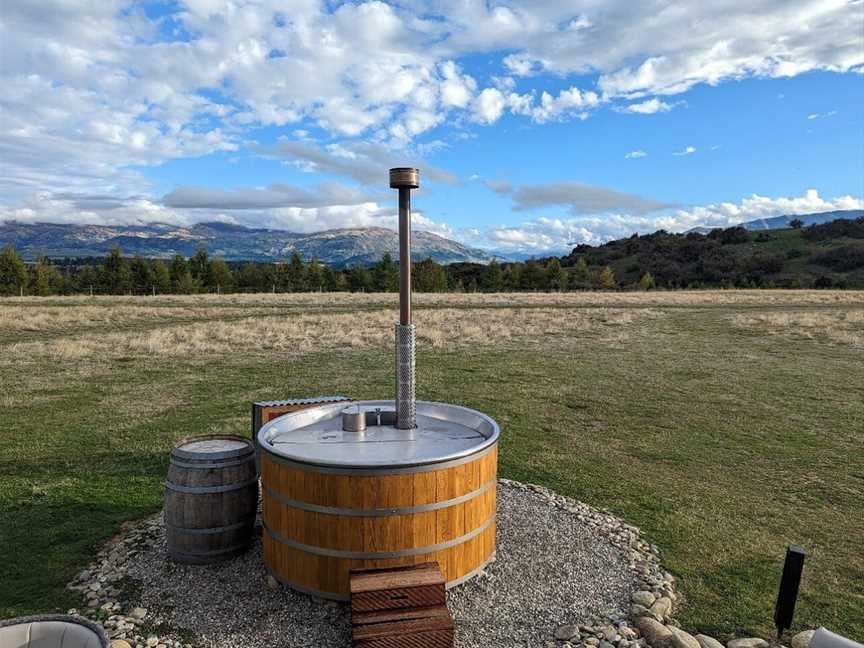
(164, 435, 258, 564)
(260, 443, 497, 600)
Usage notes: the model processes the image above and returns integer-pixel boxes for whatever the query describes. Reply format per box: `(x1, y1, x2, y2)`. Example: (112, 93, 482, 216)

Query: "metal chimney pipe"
(389, 167, 420, 429)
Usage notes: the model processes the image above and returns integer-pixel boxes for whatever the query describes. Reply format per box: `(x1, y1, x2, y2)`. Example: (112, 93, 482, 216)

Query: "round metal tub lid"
(258, 400, 499, 470)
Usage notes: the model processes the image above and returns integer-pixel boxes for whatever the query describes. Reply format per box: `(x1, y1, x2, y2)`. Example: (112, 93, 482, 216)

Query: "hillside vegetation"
(562, 217, 864, 289)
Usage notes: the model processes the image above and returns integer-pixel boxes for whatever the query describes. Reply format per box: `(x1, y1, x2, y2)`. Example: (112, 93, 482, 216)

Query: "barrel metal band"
(260, 442, 496, 476)
(164, 477, 259, 494)
(165, 516, 256, 535)
(263, 478, 495, 517)
(169, 457, 253, 470)
(263, 515, 494, 560)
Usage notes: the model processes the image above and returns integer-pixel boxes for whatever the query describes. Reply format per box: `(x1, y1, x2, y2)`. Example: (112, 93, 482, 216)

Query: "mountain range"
(0, 221, 491, 267)
(1, 209, 861, 266)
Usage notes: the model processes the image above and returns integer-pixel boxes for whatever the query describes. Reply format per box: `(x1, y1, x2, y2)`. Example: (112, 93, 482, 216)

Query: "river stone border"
(65, 478, 817, 648)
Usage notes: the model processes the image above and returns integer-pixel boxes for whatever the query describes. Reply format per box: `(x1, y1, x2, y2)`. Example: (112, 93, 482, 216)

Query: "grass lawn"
(1, 291, 862, 640)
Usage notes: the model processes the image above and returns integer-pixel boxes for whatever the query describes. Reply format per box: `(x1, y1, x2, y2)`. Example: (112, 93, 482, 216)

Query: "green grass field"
(1, 291, 862, 640)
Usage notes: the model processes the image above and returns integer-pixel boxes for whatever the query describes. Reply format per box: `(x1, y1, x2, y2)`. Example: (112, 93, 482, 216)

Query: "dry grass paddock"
(4, 307, 660, 360)
(1, 289, 859, 338)
(1, 289, 863, 640)
(732, 310, 864, 347)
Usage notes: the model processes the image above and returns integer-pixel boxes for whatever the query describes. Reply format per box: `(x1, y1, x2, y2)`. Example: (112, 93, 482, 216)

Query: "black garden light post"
(774, 544, 806, 638)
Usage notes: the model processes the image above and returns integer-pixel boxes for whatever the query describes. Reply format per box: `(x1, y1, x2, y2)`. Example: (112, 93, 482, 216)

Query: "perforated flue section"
(395, 323, 416, 429)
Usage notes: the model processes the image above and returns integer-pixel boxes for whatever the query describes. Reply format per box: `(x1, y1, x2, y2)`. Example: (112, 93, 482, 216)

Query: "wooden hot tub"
(258, 399, 499, 600)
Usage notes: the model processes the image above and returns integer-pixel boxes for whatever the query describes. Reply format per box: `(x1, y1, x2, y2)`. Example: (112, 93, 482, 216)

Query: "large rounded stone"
(110, 642, 133, 648)
(650, 597, 673, 618)
(791, 630, 816, 648)
(633, 591, 657, 608)
(637, 617, 674, 648)
(728, 638, 768, 648)
(696, 634, 726, 648)
(670, 628, 701, 648)
(555, 625, 581, 641)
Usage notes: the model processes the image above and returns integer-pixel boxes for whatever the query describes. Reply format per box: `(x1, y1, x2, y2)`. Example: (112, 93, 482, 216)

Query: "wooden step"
(352, 606, 454, 648)
(350, 562, 446, 613)
(352, 605, 452, 627)
(350, 563, 454, 648)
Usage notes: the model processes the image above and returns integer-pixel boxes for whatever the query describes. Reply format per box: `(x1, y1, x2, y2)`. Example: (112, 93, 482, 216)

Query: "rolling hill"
(564, 215, 864, 288)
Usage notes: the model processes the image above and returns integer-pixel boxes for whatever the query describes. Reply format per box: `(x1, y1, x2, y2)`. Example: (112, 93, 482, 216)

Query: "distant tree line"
(1, 217, 861, 296)
(0, 243, 623, 297)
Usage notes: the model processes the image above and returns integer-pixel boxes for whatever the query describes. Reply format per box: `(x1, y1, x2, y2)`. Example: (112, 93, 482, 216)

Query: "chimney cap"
(389, 167, 420, 189)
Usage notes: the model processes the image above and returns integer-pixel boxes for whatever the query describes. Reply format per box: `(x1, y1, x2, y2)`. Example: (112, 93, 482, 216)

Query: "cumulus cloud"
(439, 60, 477, 108)
(1, 1, 859, 161)
(441, 1, 862, 100)
(472, 88, 507, 124)
(657, 189, 864, 232)
(509, 181, 672, 215)
(523, 87, 599, 122)
(474, 189, 864, 253)
(621, 98, 674, 114)
(625, 150, 647, 159)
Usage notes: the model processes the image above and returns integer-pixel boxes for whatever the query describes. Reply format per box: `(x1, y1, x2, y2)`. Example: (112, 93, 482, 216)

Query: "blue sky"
(1, 1, 862, 254)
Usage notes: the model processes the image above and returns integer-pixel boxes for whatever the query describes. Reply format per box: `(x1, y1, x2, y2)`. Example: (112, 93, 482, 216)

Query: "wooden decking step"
(349, 562, 446, 613)
(350, 563, 454, 648)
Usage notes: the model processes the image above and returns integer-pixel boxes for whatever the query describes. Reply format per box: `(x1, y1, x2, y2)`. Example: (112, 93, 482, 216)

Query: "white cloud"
(439, 61, 477, 108)
(622, 98, 674, 114)
(625, 150, 647, 159)
(503, 54, 539, 76)
(808, 110, 839, 120)
(481, 214, 656, 253)
(658, 189, 864, 231)
(439, 2, 862, 100)
(472, 189, 864, 253)
(528, 87, 600, 122)
(673, 146, 697, 156)
(472, 88, 507, 124)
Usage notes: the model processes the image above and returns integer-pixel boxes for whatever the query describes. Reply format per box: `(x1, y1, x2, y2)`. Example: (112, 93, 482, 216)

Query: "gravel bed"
(448, 482, 636, 646)
(121, 480, 637, 647)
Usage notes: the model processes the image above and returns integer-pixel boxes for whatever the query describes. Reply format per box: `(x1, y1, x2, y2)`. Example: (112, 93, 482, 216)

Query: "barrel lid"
(258, 400, 499, 470)
(172, 435, 253, 460)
